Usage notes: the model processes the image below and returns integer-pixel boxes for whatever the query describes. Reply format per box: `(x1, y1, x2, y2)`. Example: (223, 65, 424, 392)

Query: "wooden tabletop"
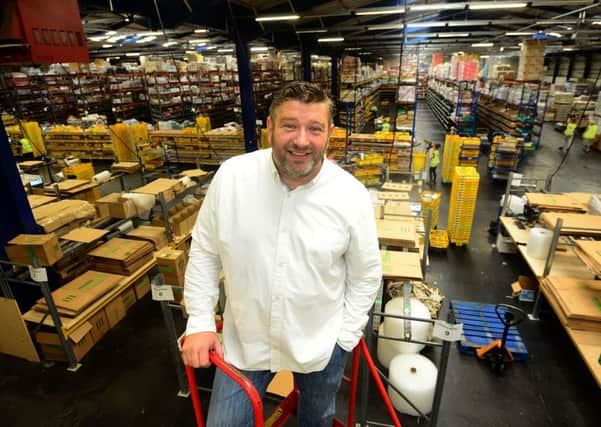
(500, 216, 531, 245)
(517, 245, 595, 280)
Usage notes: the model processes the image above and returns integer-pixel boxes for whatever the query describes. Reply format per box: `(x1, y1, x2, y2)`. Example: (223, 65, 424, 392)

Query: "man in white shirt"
(182, 81, 382, 426)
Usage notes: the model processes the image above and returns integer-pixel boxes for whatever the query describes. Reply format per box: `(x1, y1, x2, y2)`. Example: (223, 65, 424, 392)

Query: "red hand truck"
(182, 337, 402, 427)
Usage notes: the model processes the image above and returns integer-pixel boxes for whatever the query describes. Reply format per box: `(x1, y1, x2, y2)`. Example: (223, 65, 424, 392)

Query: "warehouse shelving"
(41, 73, 78, 123)
(44, 126, 115, 160)
(147, 72, 194, 122)
(108, 72, 150, 122)
(73, 72, 111, 117)
(1, 74, 53, 123)
(487, 133, 524, 180)
(426, 78, 477, 136)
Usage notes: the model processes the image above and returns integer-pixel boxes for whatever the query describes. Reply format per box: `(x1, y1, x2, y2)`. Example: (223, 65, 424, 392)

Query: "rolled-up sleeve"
(337, 189, 382, 351)
(184, 168, 223, 335)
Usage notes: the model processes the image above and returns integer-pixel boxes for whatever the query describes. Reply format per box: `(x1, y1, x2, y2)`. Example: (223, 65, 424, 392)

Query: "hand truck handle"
(181, 337, 264, 427)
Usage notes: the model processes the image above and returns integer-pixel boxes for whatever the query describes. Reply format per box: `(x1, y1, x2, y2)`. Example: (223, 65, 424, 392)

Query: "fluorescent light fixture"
(500, 46, 505, 51)
(204, 46, 217, 50)
(480, 55, 490, 58)
(411, 3, 466, 11)
(367, 24, 404, 30)
(138, 32, 160, 37)
(106, 31, 117, 36)
(563, 47, 575, 51)
(194, 29, 208, 33)
(358, 52, 372, 55)
(136, 36, 157, 43)
(255, 14, 300, 22)
(107, 35, 128, 43)
(250, 46, 269, 52)
(102, 44, 113, 48)
(469, 2, 527, 10)
(163, 41, 178, 47)
(406, 33, 432, 38)
(188, 39, 209, 44)
(318, 37, 344, 42)
(592, 21, 601, 25)
(506, 31, 534, 36)
(438, 32, 469, 37)
(407, 22, 447, 28)
(355, 7, 405, 15)
(89, 35, 109, 42)
(546, 32, 562, 38)
(218, 48, 234, 53)
(472, 42, 494, 47)
(125, 52, 141, 57)
(296, 29, 327, 34)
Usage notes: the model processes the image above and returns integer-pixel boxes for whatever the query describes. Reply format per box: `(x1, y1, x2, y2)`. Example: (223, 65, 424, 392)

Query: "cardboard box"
(127, 226, 168, 250)
(133, 178, 184, 203)
(95, 193, 137, 219)
(5, 233, 63, 266)
(35, 322, 95, 362)
(121, 288, 136, 311)
(156, 248, 187, 286)
(380, 250, 423, 280)
(133, 275, 151, 299)
(32, 200, 97, 233)
(511, 276, 538, 302)
(88, 309, 110, 342)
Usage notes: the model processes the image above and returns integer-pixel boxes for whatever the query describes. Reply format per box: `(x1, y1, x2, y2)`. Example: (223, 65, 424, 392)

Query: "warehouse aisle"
(1, 105, 599, 427)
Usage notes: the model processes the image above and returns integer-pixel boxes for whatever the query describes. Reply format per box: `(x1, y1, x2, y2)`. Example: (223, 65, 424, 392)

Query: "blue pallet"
(450, 300, 528, 361)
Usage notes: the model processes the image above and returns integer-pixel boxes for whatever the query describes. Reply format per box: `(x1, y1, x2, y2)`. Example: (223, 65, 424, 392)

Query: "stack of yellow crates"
(459, 137, 480, 168)
(448, 166, 479, 246)
(412, 151, 426, 173)
(349, 152, 383, 187)
(421, 191, 441, 228)
(441, 134, 461, 183)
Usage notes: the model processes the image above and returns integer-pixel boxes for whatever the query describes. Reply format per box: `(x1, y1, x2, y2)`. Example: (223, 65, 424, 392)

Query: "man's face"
(268, 100, 331, 185)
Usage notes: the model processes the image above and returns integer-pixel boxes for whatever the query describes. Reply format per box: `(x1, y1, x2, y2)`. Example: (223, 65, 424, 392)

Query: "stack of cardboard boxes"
(517, 39, 546, 81)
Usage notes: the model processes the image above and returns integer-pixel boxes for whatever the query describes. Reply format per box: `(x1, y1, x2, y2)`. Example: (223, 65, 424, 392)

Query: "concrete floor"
(1, 101, 599, 426)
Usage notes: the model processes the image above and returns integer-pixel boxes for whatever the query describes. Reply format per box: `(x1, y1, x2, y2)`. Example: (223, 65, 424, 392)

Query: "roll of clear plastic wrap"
(383, 297, 431, 354)
(121, 192, 155, 213)
(92, 170, 111, 184)
(377, 323, 398, 369)
(526, 227, 553, 259)
(388, 354, 438, 416)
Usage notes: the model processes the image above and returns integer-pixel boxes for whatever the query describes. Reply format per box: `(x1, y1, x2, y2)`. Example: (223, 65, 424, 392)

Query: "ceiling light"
(106, 31, 117, 36)
(163, 41, 178, 47)
(296, 29, 328, 34)
(563, 47, 575, 51)
(255, 14, 300, 22)
(547, 32, 562, 37)
(500, 46, 505, 51)
(355, 7, 405, 15)
(189, 39, 209, 44)
(204, 46, 217, 50)
(138, 32, 160, 37)
(89, 35, 109, 42)
(438, 32, 469, 37)
(102, 44, 113, 48)
(107, 35, 128, 43)
(506, 31, 535, 36)
(218, 48, 234, 53)
(472, 42, 494, 47)
(480, 55, 490, 58)
(125, 52, 140, 57)
(469, 2, 527, 10)
(345, 47, 362, 51)
(250, 46, 269, 52)
(358, 52, 372, 55)
(318, 37, 344, 42)
(194, 29, 208, 33)
(124, 17, 130, 22)
(593, 21, 601, 25)
(411, 3, 467, 11)
(407, 22, 447, 28)
(136, 36, 157, 43)
(367, 24, 404, 30)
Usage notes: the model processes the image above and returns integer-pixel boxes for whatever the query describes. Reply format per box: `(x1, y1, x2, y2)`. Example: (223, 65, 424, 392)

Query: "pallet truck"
(476, 304, 527, 374)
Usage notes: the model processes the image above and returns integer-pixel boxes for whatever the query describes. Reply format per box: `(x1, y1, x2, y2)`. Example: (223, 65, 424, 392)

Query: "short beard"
(273, 152, 320, 179)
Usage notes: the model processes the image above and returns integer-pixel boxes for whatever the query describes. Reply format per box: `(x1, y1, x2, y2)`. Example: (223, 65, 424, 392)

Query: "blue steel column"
(302, 46, 311, 82)
(234, 36, 258, 153)
(0, 120, 37, 254)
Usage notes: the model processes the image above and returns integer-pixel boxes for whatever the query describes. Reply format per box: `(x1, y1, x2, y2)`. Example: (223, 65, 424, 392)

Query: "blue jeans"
(206, 344, 349, 426)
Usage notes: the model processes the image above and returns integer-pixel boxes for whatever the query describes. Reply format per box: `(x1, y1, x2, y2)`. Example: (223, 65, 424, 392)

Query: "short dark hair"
(269, 81, 334, 125)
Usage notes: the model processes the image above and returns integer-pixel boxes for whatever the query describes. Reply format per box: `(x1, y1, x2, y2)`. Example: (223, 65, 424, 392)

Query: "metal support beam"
(234, 36, 258, 152)
(330, 55, 339, 112)
(566, 53, 576, 81)
(583, 51, 593, 79)
(552, 57, 561, 83)
(302, 46, 312, 82)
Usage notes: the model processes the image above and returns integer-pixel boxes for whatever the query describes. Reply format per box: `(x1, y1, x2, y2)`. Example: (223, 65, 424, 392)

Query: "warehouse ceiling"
(78, 0, 601, 60)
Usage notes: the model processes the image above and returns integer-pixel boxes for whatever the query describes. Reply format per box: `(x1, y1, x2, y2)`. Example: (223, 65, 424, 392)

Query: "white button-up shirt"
(184, 148, 381, 372)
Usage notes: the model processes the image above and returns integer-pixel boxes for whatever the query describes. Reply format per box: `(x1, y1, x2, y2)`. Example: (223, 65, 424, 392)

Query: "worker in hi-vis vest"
(20, 137, 34, 160)
(582, 116, 598, 153)
(559, 116, 577, 151)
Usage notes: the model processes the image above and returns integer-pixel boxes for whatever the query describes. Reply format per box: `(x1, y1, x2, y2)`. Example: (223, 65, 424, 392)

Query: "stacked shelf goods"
(312, 58, 332, 95)
(252, 53, 283, 123)
(148, 129, 201, 164)
(426, 78, 477, 135)
(348, 151, 383, 187)
(349, 132, 412, 173)
(441, 133, 462, 183)
(327, 128, 347, 162)
(488, 134, 523, 180)
(201, 127, 246, 165)
(108, 72, 150, 122)
(44, 125, 113, 160)
(41, 73, 78, 122)
(458, 137, 481, 168)
(73, 73, 111, 117)
(2, 74, 52, 122)
(421, 191, 441, 228)
(448, 166, 479, 246)
(147, 72, 194, 122)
